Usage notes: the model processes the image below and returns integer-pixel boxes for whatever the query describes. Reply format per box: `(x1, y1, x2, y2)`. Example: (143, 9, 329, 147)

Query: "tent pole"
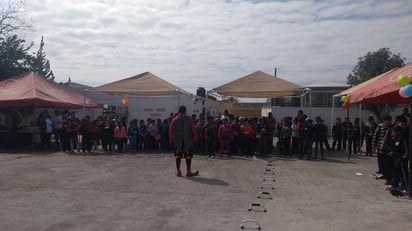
(205, 90, 208, 117)
(359, 103, 362, 154)
(300, 92, 303, 108)
(347, 106, 350, 160)
(309, 89, 312, 118)
(83, 89, 87, 117)
(175, 89, 180, 113)
(409, 98, 412, 198)
(331, 95, 336, 136)
(32, 104, 37, 150)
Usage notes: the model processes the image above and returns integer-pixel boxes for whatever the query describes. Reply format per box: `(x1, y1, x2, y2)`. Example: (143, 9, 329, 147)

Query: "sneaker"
(176, 170, 182, 177)
(375, 174, 384, 179)
(385, 185, 393, 191)
(186, 170, 199, 177)
(401, 190, 408, 196)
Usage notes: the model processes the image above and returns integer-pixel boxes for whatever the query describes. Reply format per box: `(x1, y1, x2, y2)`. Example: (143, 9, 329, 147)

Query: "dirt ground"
(0, 150, 411, 231)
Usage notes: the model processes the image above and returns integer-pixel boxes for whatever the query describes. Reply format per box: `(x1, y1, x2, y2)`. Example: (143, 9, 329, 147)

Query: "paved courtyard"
(0, 150, 411, 231)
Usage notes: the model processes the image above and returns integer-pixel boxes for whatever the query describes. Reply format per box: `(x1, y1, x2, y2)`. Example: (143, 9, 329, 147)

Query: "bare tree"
(0, 0, 33, 37)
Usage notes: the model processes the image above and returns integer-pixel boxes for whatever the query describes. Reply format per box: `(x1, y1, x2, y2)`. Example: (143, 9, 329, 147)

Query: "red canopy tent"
(0, 72, 100, 108)
(339, 62, 412, 198)
(346, 62, 412, 104)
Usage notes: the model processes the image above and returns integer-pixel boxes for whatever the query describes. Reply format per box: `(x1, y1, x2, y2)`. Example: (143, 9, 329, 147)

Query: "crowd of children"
(37, 109, 172, 153)
(32, 107, 412, 195)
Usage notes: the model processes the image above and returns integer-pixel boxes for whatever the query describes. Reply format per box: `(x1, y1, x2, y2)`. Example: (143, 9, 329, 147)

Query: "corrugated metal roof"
(306, 81, 349, 88)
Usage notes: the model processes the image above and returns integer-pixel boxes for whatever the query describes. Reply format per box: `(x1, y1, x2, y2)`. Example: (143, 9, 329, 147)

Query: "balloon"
(341, 96, 349, 103)
(397, 75, 410, 87)
(103, 104, 109, 109)
(339, 98, 344, 105)
(342, 102, 349, 109)
(399, 87, 408, 98)
(402, 84, 412, 97)
(121, 96, 129, 105)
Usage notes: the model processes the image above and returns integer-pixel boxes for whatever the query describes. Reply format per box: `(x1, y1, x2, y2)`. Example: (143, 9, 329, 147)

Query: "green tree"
(347, 48, 406, 119)
(0, 35, 33, 81)
(31, 36, 54, 81)
(1, 1, 54, 81)
(347, 48, 405, 85)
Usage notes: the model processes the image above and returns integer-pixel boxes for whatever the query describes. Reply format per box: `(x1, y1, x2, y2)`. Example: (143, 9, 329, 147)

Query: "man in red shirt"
(169, 106, 199, 177)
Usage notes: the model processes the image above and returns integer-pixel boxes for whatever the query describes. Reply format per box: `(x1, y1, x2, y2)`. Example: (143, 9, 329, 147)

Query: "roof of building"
(306, 81, 349, 88)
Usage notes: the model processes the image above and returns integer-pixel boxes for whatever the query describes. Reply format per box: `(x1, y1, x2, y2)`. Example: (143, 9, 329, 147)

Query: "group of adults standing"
(275, 110, 329, 160)
(330, 108, 410, 194)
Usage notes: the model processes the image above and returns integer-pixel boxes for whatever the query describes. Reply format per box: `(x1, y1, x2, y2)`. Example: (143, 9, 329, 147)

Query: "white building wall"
(127, 94, 204, 121)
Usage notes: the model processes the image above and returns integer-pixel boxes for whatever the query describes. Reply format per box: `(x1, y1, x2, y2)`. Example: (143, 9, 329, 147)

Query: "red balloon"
(342, 102, 349, 109)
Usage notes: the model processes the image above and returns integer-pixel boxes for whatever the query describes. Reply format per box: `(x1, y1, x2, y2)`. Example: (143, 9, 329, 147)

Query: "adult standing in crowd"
(169, 105, 199, 177)
(373, 115, 392, 179)
(364, 116, 377, 156)
(385, 126, 408, 193)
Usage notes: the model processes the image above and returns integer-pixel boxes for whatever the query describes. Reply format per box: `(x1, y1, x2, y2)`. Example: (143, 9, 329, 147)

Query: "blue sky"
(15, 0, 412, 93)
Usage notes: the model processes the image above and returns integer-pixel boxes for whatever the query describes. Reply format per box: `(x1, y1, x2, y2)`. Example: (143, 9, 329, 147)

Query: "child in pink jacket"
(114, 122, 127, 153)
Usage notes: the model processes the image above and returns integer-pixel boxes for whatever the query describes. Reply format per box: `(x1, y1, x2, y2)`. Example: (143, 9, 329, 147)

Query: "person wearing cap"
(169, 105, 199, 177)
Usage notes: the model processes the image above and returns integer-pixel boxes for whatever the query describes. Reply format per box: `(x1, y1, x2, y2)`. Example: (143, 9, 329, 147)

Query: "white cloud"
(17, 0, 412, 93)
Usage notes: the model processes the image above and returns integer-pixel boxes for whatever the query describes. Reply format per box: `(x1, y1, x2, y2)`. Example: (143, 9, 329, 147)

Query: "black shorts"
(174, 148, 193, 159)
